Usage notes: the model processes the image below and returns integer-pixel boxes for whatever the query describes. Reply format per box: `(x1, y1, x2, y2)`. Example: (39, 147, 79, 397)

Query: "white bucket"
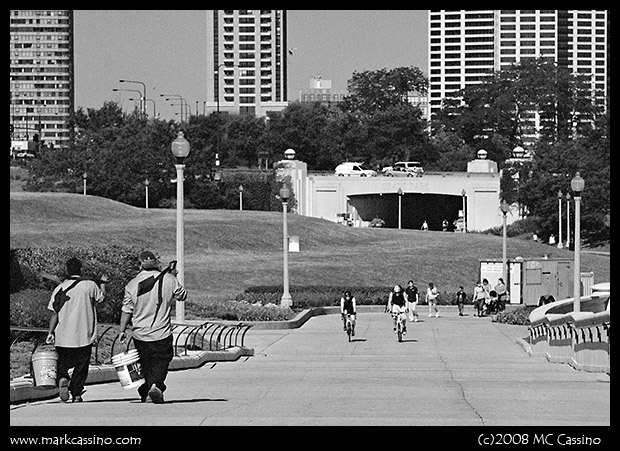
(31, 346, 58, 389)
(111, 349, 145, 390)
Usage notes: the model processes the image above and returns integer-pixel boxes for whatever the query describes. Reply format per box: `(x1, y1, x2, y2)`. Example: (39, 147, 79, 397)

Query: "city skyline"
(73, 10, 428, 121)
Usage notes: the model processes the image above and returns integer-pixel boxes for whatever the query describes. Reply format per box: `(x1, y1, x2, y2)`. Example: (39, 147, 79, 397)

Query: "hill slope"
(10, 192, 609, 300)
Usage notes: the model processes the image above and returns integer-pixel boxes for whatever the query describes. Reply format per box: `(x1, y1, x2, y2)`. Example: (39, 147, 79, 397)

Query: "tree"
(341, 67, 427, 114)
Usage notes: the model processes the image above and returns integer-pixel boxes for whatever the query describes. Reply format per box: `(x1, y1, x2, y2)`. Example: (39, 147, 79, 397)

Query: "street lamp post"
(144, 178, 150, 209)
(461, 189, 467, 233)
(171, 131, 190, 322)
(500, 200, 510, 285)
(557, 190, 563, 248)
(279, 187, 292, 308)
(571, 173, 584, 313)
(120, 79, 147, 116)
(82, 172, 87, 196)
(397, 187, 403, 229)
(239, 184, 244, 211)
(566, 192, 571, 249)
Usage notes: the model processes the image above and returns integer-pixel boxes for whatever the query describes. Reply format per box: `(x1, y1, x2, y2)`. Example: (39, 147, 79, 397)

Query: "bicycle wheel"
(346, 322, 352, 342)
(397, 321, 403, 342)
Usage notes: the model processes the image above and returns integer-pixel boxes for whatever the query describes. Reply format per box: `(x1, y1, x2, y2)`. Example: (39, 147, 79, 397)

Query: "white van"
(334, 162, 377, 177)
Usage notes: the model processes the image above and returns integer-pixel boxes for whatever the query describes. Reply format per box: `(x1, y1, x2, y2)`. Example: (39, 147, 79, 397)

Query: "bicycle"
(391, 310, 408, 342)
(342, 313, 355, 342)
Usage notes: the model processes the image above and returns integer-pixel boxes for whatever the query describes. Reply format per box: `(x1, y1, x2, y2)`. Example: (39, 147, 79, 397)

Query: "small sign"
(288, 236, 299, 252)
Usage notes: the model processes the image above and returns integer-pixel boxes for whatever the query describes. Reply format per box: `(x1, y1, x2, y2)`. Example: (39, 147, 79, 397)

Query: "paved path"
(10, 308, 609, 427)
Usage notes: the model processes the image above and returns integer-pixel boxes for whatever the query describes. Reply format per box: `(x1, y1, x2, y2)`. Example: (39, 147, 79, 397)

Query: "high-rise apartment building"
(206, 10, 288, 117)
(428, 10, 609, 120)
(10, 10, 74, 151)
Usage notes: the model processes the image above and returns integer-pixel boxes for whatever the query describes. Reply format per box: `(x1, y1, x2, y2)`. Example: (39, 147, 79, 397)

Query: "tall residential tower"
(206, 10, 288, 117)
(10, 10, 74, 151)
(428, 10, 609, 119)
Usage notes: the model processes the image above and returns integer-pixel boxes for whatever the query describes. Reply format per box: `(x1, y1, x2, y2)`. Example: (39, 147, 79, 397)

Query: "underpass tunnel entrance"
(349, 193, 464, 231)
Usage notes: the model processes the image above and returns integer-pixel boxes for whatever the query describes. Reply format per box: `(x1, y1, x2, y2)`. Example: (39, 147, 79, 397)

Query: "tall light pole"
(161, 94, 188, 122)
(397, 187, 403, 229)
(500, 200, 510, 285)
(113, 88, 143, 114)
(82, 172, 87, 196)
(571, 173, 584, 313)
(120, 79, 147, 116)
(171, 131, 190, 322)
(144, 178, 150, 209)
(239, 184, 244, 211)
(461, 189, 467, 233)
(279, 186, 292, 308)
(557, 190, 563, 248)
(566, 192, 571, 249)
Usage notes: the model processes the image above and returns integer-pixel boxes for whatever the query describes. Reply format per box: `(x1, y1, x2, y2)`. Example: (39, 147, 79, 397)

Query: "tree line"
(26, 61, 609, 245)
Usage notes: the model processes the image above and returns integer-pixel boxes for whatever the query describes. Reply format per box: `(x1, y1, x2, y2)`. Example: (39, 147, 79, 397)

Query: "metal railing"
(10, 321, 252, 366)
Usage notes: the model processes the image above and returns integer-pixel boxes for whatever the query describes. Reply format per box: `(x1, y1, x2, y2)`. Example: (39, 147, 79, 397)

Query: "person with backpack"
(46, 257, 107, 402)
(118, 250, 187, 404)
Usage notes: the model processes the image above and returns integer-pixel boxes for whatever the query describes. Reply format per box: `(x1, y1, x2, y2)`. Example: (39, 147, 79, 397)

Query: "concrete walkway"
(10, 307, 609, 426)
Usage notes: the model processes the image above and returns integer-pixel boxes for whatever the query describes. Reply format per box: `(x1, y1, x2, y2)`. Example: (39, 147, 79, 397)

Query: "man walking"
(119, 251, 187, 404)
(46, 257, 107, 402)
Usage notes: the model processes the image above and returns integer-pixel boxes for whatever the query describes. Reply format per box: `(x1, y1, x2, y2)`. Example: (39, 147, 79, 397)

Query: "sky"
(73, 10, 428, 121)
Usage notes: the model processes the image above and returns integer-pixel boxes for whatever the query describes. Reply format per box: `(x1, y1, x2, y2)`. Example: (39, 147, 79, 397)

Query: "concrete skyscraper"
(10, 10, 74, 152)
(206, 10, 288, 117)
(428, 10, 609, 119)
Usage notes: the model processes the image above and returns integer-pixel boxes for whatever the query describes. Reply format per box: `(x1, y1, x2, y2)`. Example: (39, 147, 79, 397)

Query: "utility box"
(479, 257, 576, 306)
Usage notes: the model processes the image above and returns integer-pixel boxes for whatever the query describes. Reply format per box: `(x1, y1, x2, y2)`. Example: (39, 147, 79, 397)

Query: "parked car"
(334, 162, 377, 177)
(382, 161, 424, 177)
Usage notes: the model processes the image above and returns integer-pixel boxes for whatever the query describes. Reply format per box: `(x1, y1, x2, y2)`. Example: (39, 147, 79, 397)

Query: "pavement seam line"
(431, 325, 486, 426)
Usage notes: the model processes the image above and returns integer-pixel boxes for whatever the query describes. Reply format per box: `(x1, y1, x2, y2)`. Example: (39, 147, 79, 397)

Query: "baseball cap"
(139, 250, 159, 269)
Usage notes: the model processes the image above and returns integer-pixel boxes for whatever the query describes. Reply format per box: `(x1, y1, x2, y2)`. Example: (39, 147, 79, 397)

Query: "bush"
(493, 305, 535, 325)
(186, 299, 295, 322)
(10, 289, 52, 328)
(10, 245, 144, 325)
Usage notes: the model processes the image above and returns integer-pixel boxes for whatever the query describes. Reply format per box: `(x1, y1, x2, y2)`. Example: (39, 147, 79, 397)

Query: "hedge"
(10, 245, 144, 325)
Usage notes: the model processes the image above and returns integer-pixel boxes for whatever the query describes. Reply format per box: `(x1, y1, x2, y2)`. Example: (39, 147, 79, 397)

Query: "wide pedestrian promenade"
(10, 307, 609, 427)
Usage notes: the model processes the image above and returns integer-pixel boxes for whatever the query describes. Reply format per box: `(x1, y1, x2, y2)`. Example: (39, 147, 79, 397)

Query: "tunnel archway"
(348, 193, 464, 231)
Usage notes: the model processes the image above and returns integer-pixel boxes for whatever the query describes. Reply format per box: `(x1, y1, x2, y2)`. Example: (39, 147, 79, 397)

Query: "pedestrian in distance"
(340, 290, 357, 336)
(46, 257, 107, 402)
(426, 282, 440, 318)
(473, 281, 486, 316)
(494, 278, 508, 311)
(455, 285, 467, 316)
(421, 220, 429, 231)
(405, 280, 419, 322)
(118, 250, 187, 404)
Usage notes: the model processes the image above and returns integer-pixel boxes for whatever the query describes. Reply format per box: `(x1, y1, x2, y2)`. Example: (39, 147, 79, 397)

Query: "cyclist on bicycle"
(340, 290, 357, 336)
(387, 285, 409, 334)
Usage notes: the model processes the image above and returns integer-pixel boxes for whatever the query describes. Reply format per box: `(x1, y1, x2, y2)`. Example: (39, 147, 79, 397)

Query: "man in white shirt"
(119, 251, 187, 404)
(46, 257, 106, 402)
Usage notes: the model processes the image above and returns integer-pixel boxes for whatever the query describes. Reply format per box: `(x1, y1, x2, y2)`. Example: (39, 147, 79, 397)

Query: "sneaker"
(428, 314, 432, 318)
(58, 378, 70, 403)
(72, 395, 83, 403)
(414, 317, 418, 322)
(435, 313, 440, 318)
(148, 384, 164, 404)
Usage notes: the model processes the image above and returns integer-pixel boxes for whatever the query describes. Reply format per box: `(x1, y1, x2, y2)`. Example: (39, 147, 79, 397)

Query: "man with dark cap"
(46, 257, 107, 402)
(119, 251, 187, 403)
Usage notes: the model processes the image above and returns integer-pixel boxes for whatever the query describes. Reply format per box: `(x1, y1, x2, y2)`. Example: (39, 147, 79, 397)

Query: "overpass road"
(10, 309, 609, 427)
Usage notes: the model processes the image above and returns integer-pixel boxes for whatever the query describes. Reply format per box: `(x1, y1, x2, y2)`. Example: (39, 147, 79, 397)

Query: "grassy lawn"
(11, 191, 610, 301)
(9, 192, 610, 380)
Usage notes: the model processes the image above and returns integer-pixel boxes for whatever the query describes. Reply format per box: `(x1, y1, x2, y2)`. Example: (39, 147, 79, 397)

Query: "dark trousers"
(134, 335, 174, 398)
(56, 345, 92, 397)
